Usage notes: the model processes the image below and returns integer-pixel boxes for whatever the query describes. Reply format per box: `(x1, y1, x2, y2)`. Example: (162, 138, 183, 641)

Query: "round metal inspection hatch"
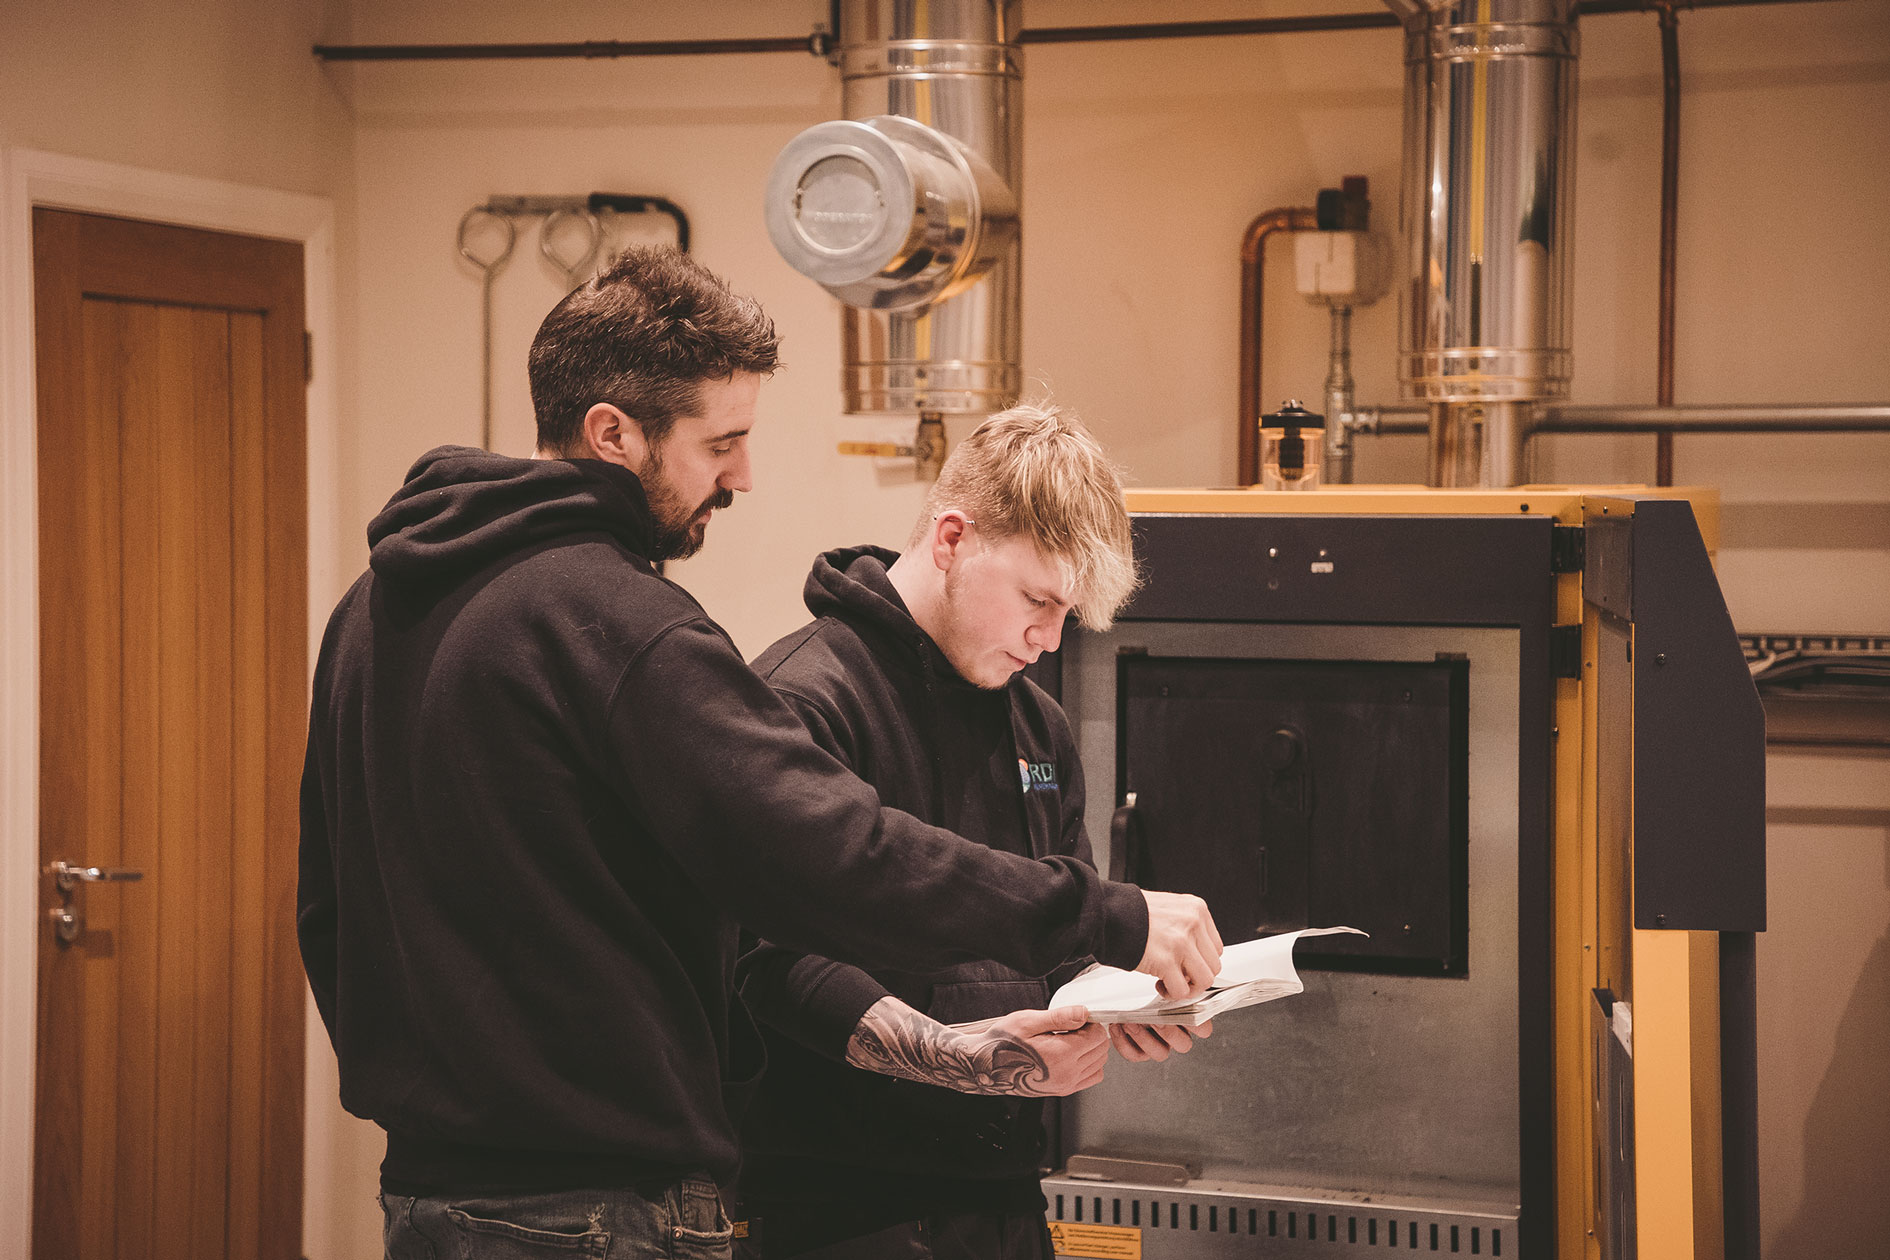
(764, 115, 1015, 312)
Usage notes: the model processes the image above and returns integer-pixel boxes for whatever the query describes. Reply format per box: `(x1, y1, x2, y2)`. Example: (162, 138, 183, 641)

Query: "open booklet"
(1047, 926, 1367, 1026)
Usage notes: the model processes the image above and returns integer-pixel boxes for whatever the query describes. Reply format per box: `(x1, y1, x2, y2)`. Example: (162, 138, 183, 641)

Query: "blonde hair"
(909, 402, 1139, 631)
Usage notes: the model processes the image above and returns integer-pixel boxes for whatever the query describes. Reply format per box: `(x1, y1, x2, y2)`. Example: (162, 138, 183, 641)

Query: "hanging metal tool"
(455, 192, 689, 452)
(540, 206, 605, 288)
(585, 193, 690, 255)
(482, 193, 690, 258)
(456, 206, 517, 451)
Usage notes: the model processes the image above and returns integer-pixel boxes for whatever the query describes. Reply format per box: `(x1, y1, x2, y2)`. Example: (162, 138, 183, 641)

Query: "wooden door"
(31, 209, 307, 1260)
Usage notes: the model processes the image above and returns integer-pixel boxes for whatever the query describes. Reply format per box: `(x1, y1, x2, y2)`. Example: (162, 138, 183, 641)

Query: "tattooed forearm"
(846, 998, 1051, 1096)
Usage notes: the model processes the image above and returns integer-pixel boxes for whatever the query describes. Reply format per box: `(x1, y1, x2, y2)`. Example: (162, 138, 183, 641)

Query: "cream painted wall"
(341, 3, 1889, 1257)
(0, 0, 363, 588)
(341, 2, 853, 661)
(342, 0, 1890, 655)
(1759, 753, 1890, 1256)
(0, 0, 354, 202)
(1, 4, 370, 1259)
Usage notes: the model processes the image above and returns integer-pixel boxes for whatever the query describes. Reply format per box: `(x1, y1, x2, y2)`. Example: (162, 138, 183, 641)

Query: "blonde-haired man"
(736, 404, 1215, 1260)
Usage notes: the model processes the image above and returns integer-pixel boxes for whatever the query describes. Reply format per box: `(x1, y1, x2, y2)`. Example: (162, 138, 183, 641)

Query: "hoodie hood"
(804, 546, 976, 687)
(367, 446, 657, 587)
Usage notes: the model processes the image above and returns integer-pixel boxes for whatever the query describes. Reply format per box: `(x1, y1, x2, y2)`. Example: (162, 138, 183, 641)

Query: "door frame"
(0, 148, 339, 1260)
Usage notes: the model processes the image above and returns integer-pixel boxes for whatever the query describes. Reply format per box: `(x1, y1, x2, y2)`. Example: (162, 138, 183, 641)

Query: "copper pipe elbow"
(1238, 207, 1317, 485)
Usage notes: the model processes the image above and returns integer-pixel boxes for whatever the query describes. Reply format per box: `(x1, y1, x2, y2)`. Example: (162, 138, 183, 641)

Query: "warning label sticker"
(1048, 1222, 1142, 1260)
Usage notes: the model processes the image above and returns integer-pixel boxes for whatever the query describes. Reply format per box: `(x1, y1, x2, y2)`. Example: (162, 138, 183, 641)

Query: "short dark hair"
(527, 246, 779, 454)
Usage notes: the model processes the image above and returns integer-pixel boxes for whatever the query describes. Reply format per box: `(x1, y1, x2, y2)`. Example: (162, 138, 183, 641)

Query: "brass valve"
(836, 412, 946, 481)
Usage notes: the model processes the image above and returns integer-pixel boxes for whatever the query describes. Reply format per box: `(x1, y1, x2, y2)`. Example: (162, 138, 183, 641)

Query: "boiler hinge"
(1551, 524, 1585, 574)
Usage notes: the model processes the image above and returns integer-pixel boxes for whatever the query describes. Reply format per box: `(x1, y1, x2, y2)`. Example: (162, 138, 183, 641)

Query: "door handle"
(45, 861, 145, 945)
(49, 861, 144, 893)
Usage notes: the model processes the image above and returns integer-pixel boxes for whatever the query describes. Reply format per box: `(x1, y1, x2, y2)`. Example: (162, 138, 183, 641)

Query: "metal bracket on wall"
(1550, 624, 1583, 679)
(1550, 523, 1585, 574)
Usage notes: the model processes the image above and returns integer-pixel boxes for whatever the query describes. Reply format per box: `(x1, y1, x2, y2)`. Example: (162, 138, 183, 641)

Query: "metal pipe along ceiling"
(1348, 404, 1890, 437)
(309, 1, 1833, 62)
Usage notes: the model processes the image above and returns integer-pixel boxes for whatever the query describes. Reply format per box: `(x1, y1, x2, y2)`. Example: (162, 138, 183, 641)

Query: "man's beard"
(641, 452, 734, 563)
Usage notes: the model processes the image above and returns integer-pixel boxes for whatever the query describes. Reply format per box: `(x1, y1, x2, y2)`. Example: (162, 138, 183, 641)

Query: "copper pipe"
(1237, 207, 1317, 485)
(1655, 2, 1681, 485)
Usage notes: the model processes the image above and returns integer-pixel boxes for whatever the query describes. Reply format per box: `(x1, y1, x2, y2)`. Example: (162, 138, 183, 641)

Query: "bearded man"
(297, 250, 1220, 1260)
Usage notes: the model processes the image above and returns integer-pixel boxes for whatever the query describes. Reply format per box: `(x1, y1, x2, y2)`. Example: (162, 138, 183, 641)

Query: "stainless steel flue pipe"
(1389, 0, 1580, 486)
(765, 0, 1023, 416)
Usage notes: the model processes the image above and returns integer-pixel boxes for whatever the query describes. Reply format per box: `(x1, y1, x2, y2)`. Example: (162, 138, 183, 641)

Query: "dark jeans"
(750, 1210, 1052, 1260)
(382, 1175, 734, 1260)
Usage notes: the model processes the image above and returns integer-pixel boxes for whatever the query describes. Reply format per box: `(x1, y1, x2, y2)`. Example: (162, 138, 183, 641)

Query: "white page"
(1049, 926, 1366, 1023)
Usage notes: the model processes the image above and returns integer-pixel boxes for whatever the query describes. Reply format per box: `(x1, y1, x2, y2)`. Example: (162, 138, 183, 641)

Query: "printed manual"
(1046, 927, 1367, 1026)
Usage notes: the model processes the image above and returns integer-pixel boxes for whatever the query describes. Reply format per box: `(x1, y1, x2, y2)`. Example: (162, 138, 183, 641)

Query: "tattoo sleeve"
(845, 997, 1051, 1096)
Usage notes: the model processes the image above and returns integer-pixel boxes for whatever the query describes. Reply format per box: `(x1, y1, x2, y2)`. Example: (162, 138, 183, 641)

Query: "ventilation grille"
(1741, 631, 1890, 658)
(1043, 1176, 1518, 1259)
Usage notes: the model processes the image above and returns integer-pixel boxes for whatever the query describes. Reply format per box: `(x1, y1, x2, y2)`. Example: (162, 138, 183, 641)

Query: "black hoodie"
(735, 547, 1100, 1250)
(297, 448, 1148, 1195)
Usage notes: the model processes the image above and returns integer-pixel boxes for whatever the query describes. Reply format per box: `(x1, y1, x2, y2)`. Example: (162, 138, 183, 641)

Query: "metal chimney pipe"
(1391, 0, 1579, 486)
(767, 1, 1023, 417)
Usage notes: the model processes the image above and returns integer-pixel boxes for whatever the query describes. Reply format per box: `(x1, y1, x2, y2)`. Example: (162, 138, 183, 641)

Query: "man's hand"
(847, 997, 1107, 1097)
(979, 1005, 1109, 1096)
(1109, 1018, 1213, 1063)
(1136, 891, 1223, 1000)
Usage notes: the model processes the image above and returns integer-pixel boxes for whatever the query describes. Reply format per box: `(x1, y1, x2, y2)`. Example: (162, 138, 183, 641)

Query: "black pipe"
(311, 0, 1826, 63)
(1655, 3, 1682, 485)
(1720, 931, 1762, 1260)
(1584, 0, 1828, 11)
(588, 193, 690, 254)
(311, 36, 816, 62)
(1019, 13, 1397, 45)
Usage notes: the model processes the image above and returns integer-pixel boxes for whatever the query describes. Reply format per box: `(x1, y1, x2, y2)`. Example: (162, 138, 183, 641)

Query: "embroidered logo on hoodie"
(1018, 758, 1059, 793)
